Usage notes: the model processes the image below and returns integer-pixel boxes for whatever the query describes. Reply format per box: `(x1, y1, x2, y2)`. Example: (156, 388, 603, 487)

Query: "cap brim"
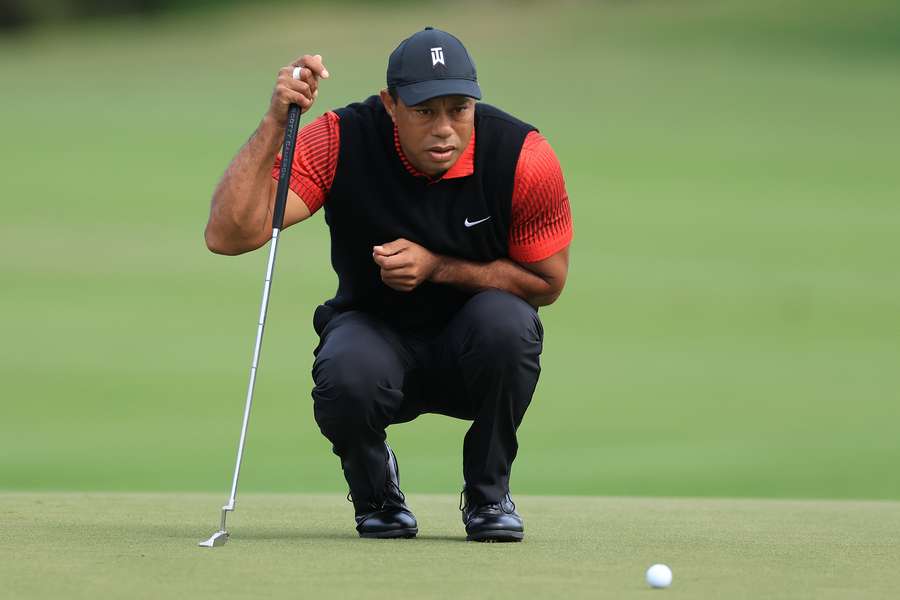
(396, 79, 482, 106)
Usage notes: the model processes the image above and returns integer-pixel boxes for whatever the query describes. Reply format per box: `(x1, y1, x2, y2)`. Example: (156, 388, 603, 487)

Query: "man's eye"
(416, 109, 431, 115)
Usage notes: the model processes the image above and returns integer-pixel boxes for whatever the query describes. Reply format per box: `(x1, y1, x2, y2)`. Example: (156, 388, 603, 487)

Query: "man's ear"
(379, 89, 397, 124)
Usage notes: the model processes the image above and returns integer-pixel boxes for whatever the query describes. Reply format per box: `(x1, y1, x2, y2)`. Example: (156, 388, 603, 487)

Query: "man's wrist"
(429, 253, 451, 284)
(258, 113, 287, 153)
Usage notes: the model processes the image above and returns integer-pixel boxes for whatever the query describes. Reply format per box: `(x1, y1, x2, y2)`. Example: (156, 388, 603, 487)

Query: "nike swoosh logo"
(464, 216, 492, 228)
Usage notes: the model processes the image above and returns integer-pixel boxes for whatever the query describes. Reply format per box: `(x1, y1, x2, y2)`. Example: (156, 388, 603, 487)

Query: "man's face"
(381, 91, 476, 178)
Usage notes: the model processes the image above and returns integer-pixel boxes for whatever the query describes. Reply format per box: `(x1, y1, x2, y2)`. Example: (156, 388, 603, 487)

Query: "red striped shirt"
(273, 111, 572, 263)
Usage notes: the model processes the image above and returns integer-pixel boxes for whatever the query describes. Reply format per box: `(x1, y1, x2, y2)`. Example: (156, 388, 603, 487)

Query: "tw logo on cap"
(430, 47, 445, 67)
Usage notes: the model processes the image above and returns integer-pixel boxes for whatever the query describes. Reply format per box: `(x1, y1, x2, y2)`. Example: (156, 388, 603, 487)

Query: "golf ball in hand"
(646, 564, 673, 588)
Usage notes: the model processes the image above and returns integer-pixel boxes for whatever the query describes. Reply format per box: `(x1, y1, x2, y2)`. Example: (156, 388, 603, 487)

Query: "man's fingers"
(382, 271, 416, 285)
(291, 54, 330, 79)
(296, 68, 320, 95)
(268, 54, 327, 124)
(287, 90, 313, 109)
(380, 269, 416, 291)
(283, 73, 312, 94)
(384, 256, 411, 270)
(309, 54, 330, 79)
(373, 250, 403, 268)
(280, 67, 316, 95)
(275, 86, 313, 110)
(373, 252, 410, 270)
(275, 67, 316, 108)
(373, 238, 409, 256)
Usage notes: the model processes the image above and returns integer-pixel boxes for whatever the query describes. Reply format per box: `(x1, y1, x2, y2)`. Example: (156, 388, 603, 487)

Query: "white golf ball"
(646, 563, 673, 588)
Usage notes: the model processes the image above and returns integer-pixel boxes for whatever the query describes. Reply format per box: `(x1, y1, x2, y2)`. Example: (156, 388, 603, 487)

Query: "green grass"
(3, 492, 900, 599)
(1, 0, 900, 501)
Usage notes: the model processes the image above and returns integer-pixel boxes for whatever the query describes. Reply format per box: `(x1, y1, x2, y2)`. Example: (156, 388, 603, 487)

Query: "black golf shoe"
(352, 443, 418, 539)
(460, 487, 524, 542)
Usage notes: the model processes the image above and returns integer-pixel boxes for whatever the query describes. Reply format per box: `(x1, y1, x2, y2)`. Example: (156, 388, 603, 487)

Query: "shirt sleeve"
(271, 111, 340, 214)
(508, 131, 573, 263)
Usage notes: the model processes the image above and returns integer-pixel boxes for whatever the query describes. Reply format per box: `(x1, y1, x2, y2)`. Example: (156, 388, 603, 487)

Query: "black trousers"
(311, 290, 543, 508)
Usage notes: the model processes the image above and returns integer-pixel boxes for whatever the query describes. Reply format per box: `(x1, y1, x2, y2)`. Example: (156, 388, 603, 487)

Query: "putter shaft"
(199, 103, 301, 548)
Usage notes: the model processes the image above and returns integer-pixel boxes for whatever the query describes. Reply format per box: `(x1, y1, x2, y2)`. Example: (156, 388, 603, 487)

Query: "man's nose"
(431, 111, 453, 138)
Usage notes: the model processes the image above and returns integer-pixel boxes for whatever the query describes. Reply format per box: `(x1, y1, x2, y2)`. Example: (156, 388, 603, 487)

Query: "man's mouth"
(427, 146, 455, 162)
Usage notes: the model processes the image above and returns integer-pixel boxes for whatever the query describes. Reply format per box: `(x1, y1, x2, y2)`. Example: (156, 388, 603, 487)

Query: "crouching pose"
(205, 27, 572, 542)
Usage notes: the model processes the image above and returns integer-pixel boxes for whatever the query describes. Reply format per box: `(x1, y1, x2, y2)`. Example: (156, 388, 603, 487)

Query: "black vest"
(323, 95, 536, 331)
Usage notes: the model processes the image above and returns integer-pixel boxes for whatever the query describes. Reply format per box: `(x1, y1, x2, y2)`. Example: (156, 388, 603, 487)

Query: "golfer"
(205, 28, 572, 542)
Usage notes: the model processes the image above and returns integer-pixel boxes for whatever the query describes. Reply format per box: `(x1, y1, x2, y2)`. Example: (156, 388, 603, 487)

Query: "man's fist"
(372, 238, 442, 292)
(267, 54, 330, 127)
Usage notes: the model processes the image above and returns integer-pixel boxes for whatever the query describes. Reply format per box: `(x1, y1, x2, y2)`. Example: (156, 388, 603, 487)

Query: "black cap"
(387, 27, 482, 106)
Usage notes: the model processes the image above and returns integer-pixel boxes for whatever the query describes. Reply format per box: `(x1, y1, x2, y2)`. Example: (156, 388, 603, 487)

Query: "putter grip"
(272, 104, 302, 231)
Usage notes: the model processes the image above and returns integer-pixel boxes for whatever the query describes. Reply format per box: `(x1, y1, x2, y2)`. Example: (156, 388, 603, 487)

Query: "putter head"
(198, 530, 229, 548)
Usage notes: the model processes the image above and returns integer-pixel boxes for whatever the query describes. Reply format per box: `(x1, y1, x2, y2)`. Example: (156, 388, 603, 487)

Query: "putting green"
(3, 493, 898, 599)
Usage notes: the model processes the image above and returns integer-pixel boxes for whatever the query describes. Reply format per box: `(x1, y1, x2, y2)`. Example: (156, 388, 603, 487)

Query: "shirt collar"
(392, 125, 475, 182)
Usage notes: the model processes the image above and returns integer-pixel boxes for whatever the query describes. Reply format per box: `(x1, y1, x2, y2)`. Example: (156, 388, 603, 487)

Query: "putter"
(198, 97, 303, 548)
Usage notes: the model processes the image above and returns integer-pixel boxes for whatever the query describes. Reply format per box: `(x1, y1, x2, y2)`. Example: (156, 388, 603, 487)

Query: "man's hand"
(267, 54, 330, 127)
(372, 238, 442, 292)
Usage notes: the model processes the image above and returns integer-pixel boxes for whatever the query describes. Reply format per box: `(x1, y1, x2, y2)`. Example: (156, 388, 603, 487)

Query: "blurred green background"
(2, 0, 899, 500)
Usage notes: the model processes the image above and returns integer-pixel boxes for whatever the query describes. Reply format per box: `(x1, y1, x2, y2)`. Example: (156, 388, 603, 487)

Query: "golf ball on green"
(646, 564, 673, 588)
